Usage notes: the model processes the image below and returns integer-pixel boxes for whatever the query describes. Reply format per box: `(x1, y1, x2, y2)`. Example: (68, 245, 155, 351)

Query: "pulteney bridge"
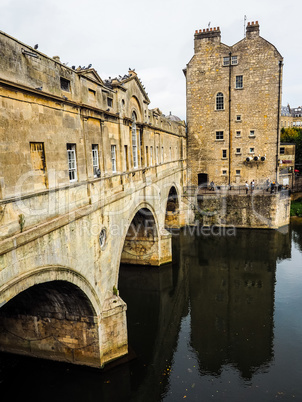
(0, 30, 189, 367)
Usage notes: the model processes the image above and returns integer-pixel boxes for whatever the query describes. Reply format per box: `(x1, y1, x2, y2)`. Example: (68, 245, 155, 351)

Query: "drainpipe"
(276, 60, 283, 182)
(228, 51, 232, 186)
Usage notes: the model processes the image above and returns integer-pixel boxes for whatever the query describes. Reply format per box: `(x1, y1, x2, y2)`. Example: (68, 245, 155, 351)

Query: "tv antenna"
(244, 15, 247, 37)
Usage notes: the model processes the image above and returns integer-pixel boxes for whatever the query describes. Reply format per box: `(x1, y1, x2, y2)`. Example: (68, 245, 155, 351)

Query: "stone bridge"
(0, 30, 190, 368)
(0, 164, 189, 367)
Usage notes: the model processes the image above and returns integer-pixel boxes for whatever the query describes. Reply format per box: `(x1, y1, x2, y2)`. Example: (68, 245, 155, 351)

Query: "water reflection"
(119, 226, 292, 397)
(1, 223, 300, 401)
(184, 228, 291, 379)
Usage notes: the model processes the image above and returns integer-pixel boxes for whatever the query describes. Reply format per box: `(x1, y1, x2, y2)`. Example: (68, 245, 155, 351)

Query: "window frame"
(111, 145, 117, 173)
(67, 143, 77, 182)
(216, 131, 224, 140)
(92, 144, 100, 177)
(132, 112, 138, 168)
(216, 92, 224, 110)
(235, 75, 243, 89)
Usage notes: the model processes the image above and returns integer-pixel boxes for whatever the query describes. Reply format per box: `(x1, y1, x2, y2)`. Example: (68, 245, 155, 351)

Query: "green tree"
(281, 127, 302, 166)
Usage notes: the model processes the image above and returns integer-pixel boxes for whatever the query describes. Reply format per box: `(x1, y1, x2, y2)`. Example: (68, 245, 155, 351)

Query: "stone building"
(184, 21, 283, 187)
(0, 30, 186, 241)
(281, 105, 302, 128)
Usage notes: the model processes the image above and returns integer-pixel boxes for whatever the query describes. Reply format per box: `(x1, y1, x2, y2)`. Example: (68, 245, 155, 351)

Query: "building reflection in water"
(118, 225, 292, 399)
(182, 226, 292, 379)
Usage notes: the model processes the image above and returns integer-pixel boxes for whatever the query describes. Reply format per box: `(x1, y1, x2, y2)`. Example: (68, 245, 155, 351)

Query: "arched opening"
(0, 281, 101, 367)
(165, 186, 180, 228)
(121, 208, 160, 266)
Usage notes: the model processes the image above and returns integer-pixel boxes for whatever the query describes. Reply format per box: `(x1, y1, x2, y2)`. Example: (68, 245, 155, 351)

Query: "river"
(1, 219, 302, 401)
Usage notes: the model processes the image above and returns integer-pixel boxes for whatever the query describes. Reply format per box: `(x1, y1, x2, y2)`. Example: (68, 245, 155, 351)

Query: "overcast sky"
(1, 0, 301, 120)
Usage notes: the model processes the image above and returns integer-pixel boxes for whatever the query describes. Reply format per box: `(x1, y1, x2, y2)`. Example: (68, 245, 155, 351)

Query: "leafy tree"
(281, 127, 302, 166)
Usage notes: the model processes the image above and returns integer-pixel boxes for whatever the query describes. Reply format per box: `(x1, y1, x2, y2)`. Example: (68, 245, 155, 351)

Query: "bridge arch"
(0, 272, 105, 367)
(0, 266, 102, 315)
(164, 185, 180, 228)
(116, 201, 172, 277)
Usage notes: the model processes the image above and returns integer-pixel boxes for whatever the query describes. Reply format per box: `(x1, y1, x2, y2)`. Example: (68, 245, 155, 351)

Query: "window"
(236, 169, 241, 175)
(92, 144, 100, 177)
(222, 149, 227, 159)
(222, 169, 227, 175)
(124, 145, 129, 171)
(235, 75, 243, 89)
(67, 144, 77, 182)
(132, 112, 138, 168)
(150, 146, 153, 166)
(111, 145, 117, 173)
(236, 115, 242, 122)
(146, 146, 149, 167)
(231, 56, 238, 65)
(107, 97, 113, 108)
(216, 92, 224, 110)
(249, 147, 255, 154)
(280, 147, 285, 154)
(236, 130, 241, 137)
(60, 77, 70, 92)
(236, 148, 241, 154)
(249, 130, 255, 137)
(89, 88, 96, 97)
(30, 142, 46, 171)
(223, 57, 230, 66)
(216, 131, 224, 140)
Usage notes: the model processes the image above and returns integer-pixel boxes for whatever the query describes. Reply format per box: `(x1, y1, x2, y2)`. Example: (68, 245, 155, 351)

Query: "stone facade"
(0, 30, 187, 367)
(184, 21, 283, 187)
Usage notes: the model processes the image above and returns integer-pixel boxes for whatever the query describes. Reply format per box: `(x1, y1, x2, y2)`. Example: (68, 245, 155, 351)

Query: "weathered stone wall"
(185, 22, 283, 187)
(196, 193, 290, 229)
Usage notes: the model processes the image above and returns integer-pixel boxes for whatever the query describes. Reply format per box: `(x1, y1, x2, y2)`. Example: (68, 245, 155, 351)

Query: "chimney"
(194, 26, 221, 53)
(246, 21, 260, 38)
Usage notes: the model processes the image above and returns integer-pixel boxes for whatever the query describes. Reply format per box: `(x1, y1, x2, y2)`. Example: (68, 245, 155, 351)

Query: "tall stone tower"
(184, 22, 283, 187)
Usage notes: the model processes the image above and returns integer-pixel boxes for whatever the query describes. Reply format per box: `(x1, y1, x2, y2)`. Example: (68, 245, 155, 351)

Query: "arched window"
(216, 92, 224, 110)
(132, 112, 138, 168)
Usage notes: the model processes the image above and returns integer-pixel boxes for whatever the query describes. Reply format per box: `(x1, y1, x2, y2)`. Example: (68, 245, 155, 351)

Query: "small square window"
(236, 148, 241, 154)
(60, 77, 70, 92)
(249, 130, 255, 137)
(249, 147, 255, 154)
(236, 115, 242, 122)
(236, 169, 241, 175)
(216, 131, 224, 140)
(280, 147, 285, 154)
(236, 75, 243, 89)
(222, 149, 227, 158)
(222, 170, 227, 175)
(231, 56, 238, 65)
(223, 57, 230, 66)
(236, 130, 241, 137)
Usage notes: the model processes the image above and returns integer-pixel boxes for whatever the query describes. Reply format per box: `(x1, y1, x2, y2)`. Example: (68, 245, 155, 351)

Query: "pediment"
(77, 68, 105, 86)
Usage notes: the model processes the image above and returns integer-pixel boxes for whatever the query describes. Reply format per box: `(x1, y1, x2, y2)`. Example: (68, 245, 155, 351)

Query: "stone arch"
(0, 272, 104, 367)
(130, 96, 142, 122)
(0, 265, 102, 315)
(165, 185, 180, 228)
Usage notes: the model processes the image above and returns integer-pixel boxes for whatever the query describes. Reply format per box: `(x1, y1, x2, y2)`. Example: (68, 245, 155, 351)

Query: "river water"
(0, 219, 302, 401)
